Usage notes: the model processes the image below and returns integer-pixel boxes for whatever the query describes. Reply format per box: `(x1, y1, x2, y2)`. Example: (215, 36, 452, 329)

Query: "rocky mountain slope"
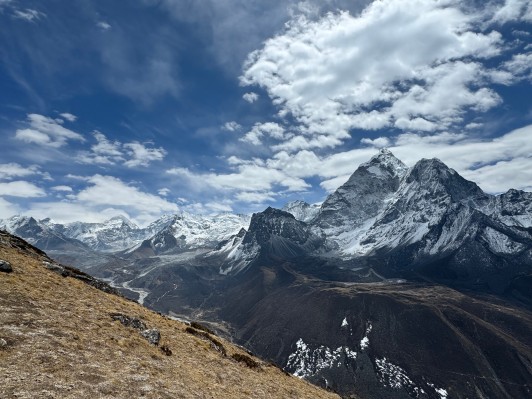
(0, 230, 338, 399)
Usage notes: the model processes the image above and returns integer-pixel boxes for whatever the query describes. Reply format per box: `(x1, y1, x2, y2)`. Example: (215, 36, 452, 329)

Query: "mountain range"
(1, 149, 531, 398)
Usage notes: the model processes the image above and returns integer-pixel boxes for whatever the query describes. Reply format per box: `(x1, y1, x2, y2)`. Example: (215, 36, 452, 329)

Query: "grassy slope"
(0, 235, 339, 399)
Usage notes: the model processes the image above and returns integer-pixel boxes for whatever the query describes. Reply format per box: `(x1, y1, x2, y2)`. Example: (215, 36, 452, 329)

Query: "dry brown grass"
(0, 241, 339, 399)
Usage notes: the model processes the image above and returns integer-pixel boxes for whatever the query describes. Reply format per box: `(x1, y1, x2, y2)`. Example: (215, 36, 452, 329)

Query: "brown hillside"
(0, 231, 339, 399)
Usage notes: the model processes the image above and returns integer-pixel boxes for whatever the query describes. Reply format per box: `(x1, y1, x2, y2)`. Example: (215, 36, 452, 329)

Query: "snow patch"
(360, 321, 372, 350)
(286, 338, 357, 379)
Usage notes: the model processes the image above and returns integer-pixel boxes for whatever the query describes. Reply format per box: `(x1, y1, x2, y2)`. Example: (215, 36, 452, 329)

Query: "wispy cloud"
(97, 21, 111, 30)
(241, 122, 285, 145)
(15, 114, 85, 148)
(77, 131, 166, 168)
(12, 8, 45, 22)
(123, 141, 167, 167)
(0, 180, 45, 197)
(59, 112, 77, 122)
(222, 121, 242, 132)
(0, 163, 50, 180)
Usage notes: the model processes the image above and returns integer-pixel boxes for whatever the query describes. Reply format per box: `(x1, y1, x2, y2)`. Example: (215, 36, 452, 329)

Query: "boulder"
(0, 260, 12, 273)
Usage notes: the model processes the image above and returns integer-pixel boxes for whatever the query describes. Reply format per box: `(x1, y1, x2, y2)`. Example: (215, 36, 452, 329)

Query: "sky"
(0, 0, 531, 226)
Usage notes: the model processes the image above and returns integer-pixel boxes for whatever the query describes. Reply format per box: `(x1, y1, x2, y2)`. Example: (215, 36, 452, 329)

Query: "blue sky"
(0, 0, 531, 226)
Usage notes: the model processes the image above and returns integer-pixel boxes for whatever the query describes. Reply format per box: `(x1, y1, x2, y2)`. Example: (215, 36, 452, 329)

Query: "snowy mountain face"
(309, 152, 531, 264)
(218, 207, 325, 275)
(354, 158, 487, 255)
(0, 216, 88, 251)
(314, 149, 408, 253)
(132, 212, 251, 256)
(282, 200, 321, 223)
(45, 216, 147, 252)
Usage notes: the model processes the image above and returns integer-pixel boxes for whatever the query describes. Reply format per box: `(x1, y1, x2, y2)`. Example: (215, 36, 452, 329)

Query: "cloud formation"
(25, 175, 179, 226)
(0, 181, 45, 197)
(15, 114, 84, 148)
(77, 131, 166, 168)
(240, 0, 507, 152)
(242, 92, 259, 103)
(12, 8, 45, 22)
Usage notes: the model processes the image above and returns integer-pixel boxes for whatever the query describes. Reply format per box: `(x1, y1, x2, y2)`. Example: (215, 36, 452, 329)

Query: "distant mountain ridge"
(1, 212, 250, 254)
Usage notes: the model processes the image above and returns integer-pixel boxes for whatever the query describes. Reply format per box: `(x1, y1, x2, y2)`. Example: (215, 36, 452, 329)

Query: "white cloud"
(59, 112, 77, 122)
(242, 92, 259, 103)
(158, 187, 171, 196)
(0, 181, 45, 197)
(492, 0, 532, 23)
(13, 8, 45, 22)
(360, 137, 391, 148)
(24, 175, 179, 226)
(15, 114, 85, 148)
(123, 141, 167, 167)
(51, 185, 73, 192)
(0, 197, 19, 219)
(167, 160, 309, 204)
(241, 122, 285, 145)
(235, 191, 275, 203)
(97, 21, 112, 30)
(319, 124, 532, 193)
(222, 121, 242, 132)
(77, 131, 124, 165)
(77, 132, 166, 168)
(501, 53, 532, 82)
(0, 163, 41, 180)
(76, 175, 177, 213)
(241, 0, 505, 152)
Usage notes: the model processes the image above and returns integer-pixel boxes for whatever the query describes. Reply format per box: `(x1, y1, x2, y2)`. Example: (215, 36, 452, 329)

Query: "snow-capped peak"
(356, 149, 408, 179)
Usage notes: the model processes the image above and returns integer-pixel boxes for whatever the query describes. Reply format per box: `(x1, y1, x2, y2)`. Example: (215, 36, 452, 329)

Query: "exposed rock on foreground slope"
(0, 231, 338, 399)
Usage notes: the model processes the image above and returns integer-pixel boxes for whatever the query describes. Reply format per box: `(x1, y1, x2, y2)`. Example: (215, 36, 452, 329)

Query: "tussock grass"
(0, 238, 339, 399)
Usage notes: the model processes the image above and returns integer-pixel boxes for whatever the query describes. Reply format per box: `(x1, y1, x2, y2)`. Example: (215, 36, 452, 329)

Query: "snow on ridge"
(360, 321, 372, 350)
(285, 338, 357, 379)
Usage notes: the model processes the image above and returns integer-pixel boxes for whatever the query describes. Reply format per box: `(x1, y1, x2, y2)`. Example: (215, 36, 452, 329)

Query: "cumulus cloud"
(222, 121, 242, 132)
(501, 53, 532, 82)
(0, 181, 46, 197)
(242, 92, 259, 103)
(0, 163, 43, 180)
(76, 175, 176, 212)
(167, 160, 309, 206)
(360, 137, 391, 148)
(158, 187, 171, 196)
(123, 141, 167, 167)
(77, 131, 124, 165)
(77, 131, 166, 168)
(319, 124, 532, 193)
(241, 122, 285, 145)
(491, 0, 532, 23)
(240, 0, 507, 152)
(59, 112, 77, 122)
(15, 114, 85, 148)
(23, 175, 179, 226)
(0, 197, 19, 219)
